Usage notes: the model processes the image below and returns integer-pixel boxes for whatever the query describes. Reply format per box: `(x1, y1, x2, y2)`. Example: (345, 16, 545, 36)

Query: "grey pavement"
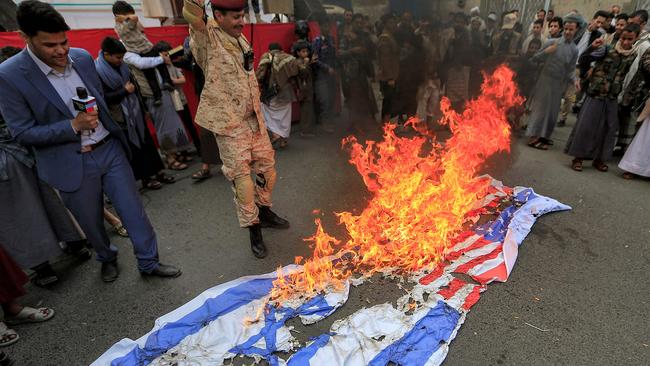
(4, 113, 649, 365)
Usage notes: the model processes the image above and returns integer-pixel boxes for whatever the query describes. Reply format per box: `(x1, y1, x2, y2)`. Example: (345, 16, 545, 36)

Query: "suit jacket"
(0, 48, 130, 192)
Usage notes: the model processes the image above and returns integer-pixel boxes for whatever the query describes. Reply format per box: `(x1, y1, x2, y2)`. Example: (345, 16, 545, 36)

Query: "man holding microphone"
(0, 1, 181, 282)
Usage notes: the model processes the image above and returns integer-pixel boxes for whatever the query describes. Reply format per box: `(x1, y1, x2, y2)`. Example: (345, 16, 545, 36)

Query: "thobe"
(525, 37, 578, 139)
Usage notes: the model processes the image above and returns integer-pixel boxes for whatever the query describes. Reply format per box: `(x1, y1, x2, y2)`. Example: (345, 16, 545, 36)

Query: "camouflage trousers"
(215, 116, 276, 227)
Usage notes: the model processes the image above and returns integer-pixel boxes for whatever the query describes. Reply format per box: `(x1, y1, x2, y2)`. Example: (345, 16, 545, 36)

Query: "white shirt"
(123, 52, 164, 70)
(27, 47, 110, 146)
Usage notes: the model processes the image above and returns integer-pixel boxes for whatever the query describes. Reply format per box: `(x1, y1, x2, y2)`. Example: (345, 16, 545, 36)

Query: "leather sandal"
(572, 159, 583, 172)
(192, 169, 212, 181)
(592, 160, 609, 172)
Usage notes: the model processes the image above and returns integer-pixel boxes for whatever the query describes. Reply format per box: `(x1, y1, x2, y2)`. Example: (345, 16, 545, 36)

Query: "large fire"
(272, 65, 523, 304)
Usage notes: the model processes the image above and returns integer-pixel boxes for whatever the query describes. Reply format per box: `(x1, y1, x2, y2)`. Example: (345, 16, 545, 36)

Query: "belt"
(79, 135, 111, 153)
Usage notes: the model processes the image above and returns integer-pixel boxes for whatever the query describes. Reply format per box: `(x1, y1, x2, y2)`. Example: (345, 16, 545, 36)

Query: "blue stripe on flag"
(110, 277, 275, 366)
(287, 333, 335, 366)
(368, 301, 461, 366)
(230, 295, 337, 366)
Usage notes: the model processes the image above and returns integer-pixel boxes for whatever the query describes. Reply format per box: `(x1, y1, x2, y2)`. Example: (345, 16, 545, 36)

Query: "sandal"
(527, 137, 540, 147)
(192, 169, 212, 181)
(531, 141, 549, 150)
(0, 323, 18, 348)
(167, 160, 188, 171)
(156, 173, 176, 184)
(592, 160, 609, 172)
(143, 179, 162, 190)
(113, 224, 129, 238)
(4, 307, 54, 326)
(175, 152, 194, 163)
(572, 159, 583, 172)
(622, 172, 636, 180)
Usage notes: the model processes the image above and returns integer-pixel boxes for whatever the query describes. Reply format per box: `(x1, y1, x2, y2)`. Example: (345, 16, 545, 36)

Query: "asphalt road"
(4, 113, 649, 366)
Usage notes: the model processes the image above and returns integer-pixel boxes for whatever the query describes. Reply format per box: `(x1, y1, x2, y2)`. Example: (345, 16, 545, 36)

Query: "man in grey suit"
(0, 0, 181, 282)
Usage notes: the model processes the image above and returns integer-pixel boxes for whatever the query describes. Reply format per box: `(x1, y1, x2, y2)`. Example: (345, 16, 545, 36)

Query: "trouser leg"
(233, 175, 259, 227)
(99, 140, 159, 272)
(60, 153, 116, 263)
(560, 84, 575, 122)
(142, 67, 162, 101)
(215, 123, 258, 228)
(250, 125, 276, 207)
(156, 63, 173, 86)
(179, 106, 201, 151)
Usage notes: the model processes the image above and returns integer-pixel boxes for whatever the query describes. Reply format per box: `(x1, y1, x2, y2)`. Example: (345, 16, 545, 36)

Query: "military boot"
(258, 206, 290, 229)
(249, 224, 268, 259)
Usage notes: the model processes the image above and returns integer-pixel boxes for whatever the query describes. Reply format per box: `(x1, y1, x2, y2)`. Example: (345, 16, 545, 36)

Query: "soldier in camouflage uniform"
(183, 0, 289, 258)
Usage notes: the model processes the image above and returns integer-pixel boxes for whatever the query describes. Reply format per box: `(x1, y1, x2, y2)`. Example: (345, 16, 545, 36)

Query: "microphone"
(72, 87, 97, 113)
(72, 87, 97, 133)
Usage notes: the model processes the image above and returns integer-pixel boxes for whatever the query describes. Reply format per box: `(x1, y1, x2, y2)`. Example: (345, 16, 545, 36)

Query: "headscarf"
(95, 52, 146, 148)
(615, 39, 637, 57)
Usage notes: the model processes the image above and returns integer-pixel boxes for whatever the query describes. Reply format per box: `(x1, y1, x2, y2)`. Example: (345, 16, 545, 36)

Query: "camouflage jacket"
(580, 45, 636, 100)
(184, 1, 265, 136)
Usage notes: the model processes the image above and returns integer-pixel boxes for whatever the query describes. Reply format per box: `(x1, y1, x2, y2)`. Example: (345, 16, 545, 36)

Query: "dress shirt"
(27, 47, 110, 146)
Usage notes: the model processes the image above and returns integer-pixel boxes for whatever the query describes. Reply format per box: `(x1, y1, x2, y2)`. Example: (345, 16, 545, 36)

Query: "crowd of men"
(0, 0, 649, 358)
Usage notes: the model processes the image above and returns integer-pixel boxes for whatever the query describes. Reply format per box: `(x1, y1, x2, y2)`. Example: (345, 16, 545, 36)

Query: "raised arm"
(183, 0, 207, 33)
(123, 52, 164, 70)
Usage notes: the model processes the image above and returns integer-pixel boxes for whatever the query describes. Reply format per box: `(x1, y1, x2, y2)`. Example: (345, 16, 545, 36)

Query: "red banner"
(0, 24, 318, 121)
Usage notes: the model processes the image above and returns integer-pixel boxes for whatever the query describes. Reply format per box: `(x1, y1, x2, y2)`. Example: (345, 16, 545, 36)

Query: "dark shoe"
(557, 119, 566, 127)
(161, 83, 175, 91)
(31, 262, 59, 287)
(74, 248, 93, 261)
(153, 98, 163, 106)
(249, 224, 268, 259)
(65, 241, 93, 261)
(258, 206, 290, 229)
(101, 260, 119, 283)
(141, 264, 182, 278)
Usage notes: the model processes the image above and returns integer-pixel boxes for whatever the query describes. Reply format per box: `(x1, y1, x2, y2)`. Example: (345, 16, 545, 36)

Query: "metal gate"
(481, 0, 552, 28)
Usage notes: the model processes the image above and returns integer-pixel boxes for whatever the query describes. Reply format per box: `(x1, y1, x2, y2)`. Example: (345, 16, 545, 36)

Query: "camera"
(243, 50, 255, 72)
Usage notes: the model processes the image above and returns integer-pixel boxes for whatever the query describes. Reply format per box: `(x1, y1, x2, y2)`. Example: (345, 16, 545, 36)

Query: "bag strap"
(263, 53, 275, 86)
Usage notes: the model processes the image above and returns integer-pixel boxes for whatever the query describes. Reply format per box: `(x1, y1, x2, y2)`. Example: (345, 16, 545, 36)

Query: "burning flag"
(93, 66, 571, 366)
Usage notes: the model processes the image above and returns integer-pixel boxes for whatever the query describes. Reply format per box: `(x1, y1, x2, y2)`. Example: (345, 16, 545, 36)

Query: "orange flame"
(271, 66, 523, 304)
